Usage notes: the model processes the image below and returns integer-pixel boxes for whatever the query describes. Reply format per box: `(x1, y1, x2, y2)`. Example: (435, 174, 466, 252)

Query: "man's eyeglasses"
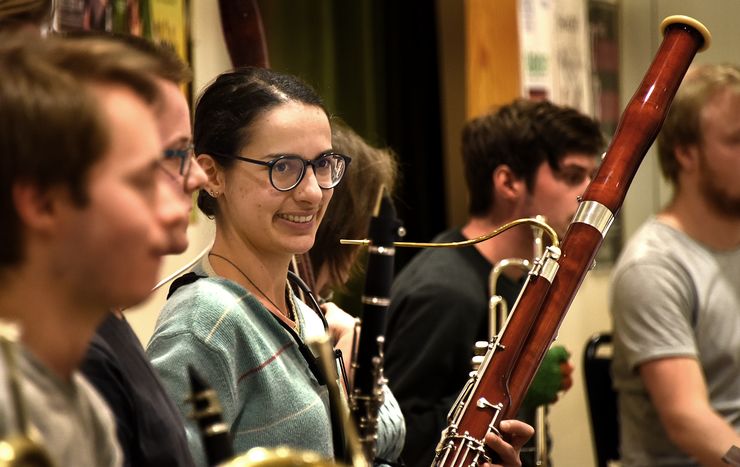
(212, 152, 351, 192)
(159, 144, 194, 189)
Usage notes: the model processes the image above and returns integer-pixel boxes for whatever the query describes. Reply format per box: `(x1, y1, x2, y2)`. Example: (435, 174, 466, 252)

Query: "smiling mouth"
(278, 213, 315, 223)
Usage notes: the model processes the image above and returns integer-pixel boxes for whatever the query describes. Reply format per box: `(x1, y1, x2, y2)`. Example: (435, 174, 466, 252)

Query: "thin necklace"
(208, 252, 295, 324)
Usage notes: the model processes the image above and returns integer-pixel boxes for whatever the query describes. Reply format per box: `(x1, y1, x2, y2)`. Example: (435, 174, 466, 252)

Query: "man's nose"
(184, 156, 208, 194)
(155, 171, 191, 228)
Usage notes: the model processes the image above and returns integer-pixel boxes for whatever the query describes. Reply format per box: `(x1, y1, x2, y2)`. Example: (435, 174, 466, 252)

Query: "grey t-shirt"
(0, 345, 122, 467)
(610, 217, 740, 466)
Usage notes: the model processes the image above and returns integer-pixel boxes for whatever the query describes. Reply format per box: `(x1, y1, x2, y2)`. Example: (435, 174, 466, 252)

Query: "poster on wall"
(53, 0, 189, 68)
(518, 0, 555, 100)
(552, 0, 593, 114)
(148, 0, 188, 64)
(518, 0, 593, 114)
(54, 0, 141, 35)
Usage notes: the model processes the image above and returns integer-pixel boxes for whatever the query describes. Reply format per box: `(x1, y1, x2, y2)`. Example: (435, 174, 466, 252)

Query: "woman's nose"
(293, 166, 324, 202)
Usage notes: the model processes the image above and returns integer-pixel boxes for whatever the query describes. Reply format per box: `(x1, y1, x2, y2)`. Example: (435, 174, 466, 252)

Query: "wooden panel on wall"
(437, 0, 467, 227)
(465, 0, 521, 119)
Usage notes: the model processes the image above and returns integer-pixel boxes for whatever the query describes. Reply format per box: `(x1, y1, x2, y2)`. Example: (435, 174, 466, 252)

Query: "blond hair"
(657, 64, 740, 184)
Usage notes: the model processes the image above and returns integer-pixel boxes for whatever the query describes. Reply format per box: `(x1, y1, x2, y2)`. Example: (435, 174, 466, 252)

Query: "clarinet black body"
(187, 365, 234, 466)
(350, 193, 403, 462)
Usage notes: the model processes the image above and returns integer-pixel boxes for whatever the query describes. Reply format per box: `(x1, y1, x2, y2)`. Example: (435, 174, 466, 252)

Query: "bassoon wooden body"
(218, 0, 269, 69)
(433, 16, 711, 467)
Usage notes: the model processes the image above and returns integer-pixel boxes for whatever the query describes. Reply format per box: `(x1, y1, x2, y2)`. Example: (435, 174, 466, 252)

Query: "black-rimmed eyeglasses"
(160, 143, 194, 189)
(212, 152, 351, 192)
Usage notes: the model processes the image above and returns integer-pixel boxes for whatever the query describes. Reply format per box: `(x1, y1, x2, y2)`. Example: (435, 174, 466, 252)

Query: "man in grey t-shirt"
(611, 64, 740, 467)
(0, 35, 191, 466)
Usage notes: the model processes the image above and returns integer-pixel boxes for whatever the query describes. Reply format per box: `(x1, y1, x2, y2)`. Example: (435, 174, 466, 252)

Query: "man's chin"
(165, 236, 190, 256)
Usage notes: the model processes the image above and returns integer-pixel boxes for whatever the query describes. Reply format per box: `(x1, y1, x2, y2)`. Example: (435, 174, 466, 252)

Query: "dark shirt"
(384, 228, 541, 467)
(81, 314, 196, 467)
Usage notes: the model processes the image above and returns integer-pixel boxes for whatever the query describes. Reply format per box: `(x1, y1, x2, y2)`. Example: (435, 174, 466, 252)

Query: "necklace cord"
(208, 252, 295, 323)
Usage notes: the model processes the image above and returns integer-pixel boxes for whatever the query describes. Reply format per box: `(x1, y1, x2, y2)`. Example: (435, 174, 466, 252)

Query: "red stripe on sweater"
(238, 341, 294, 383)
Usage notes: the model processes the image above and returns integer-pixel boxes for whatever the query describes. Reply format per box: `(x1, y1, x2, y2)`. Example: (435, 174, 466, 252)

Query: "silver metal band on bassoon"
(529, 246, 560, 283)
(572, 200, 615, 238)
(361, 296, 391, 306)
(368, 245, 395, 256)
(538, 246, 561, 283)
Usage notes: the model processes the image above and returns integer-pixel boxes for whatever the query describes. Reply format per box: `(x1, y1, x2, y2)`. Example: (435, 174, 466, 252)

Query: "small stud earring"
(210, 190, 219, 198)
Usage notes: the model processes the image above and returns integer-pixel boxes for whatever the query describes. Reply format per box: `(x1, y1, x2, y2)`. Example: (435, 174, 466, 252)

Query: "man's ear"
(492, 165, 525, 202)
(196, 154, 225, 195)
(12, 182, 60, 234)
(675, 145, 699, 173)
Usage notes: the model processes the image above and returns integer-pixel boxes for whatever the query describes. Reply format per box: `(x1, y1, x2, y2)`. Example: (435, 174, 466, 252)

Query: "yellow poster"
(148, 0, 188, 63)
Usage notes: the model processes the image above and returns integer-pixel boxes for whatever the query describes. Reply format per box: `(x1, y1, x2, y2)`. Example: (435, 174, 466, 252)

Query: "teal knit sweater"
(147, 274, 335, 466)
(147, 266, 405, 466)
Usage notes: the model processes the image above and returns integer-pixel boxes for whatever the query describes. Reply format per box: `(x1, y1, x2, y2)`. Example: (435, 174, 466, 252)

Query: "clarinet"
(433, 15, 711, 467)
(349, 189, 404, 462)
(187, 366, 234, 467)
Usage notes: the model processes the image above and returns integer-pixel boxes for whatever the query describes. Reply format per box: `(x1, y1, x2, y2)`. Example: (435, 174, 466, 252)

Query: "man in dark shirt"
(385, 99, 605, 467)
(78, 35, 208, 467)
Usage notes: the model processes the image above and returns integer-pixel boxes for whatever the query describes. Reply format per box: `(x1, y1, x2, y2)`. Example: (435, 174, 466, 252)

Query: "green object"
(522, 345, 570, 410)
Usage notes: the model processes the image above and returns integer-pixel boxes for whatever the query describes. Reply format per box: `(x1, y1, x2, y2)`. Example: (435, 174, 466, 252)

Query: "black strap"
(287, 270, 328, 330)
(167, 271, 206, 298)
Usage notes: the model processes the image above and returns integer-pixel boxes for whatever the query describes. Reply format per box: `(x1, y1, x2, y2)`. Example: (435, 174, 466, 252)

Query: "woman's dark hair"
(194, 67, 327, 217)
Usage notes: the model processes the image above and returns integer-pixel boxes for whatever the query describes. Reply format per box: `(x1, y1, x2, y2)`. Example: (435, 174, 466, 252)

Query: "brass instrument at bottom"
(223, 447, 336, 467)
(0, 321, 54, 467)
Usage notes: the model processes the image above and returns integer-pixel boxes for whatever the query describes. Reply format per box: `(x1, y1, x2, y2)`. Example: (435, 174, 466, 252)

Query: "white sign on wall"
(518, 0, 593, 114)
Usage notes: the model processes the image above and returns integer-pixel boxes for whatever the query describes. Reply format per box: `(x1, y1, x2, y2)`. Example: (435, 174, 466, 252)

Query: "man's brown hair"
(0, 34, 167, 267)
(462, 99, 605, 216)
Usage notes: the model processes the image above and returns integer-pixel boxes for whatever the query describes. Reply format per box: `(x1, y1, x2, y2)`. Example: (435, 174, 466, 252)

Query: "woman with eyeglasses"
(146, 66, 368, 465)
(147, 66, 532, 467)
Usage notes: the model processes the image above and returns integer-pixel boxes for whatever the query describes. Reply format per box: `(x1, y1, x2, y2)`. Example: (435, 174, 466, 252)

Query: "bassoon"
(432, 15, 711, 467)
(218, 0, 270, 69)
